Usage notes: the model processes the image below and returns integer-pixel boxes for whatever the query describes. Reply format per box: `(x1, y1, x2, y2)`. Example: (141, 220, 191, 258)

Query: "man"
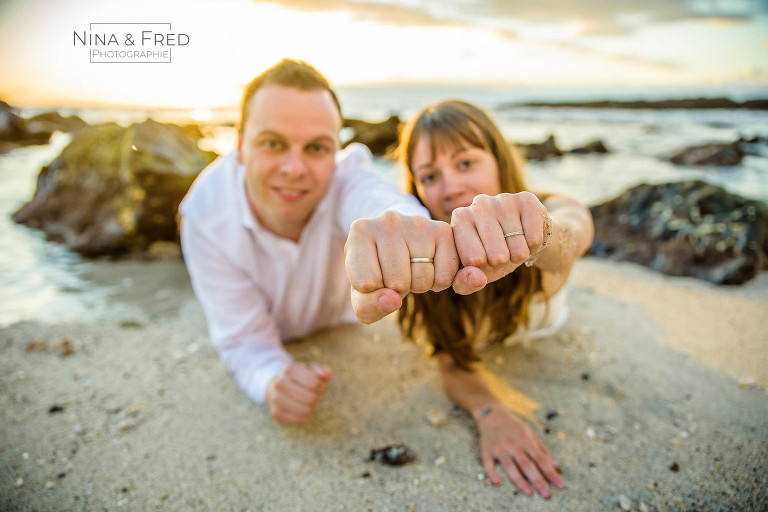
(179, 59, 459, 424)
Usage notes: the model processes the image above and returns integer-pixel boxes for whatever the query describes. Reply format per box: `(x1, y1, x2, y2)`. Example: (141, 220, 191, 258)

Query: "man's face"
(237, 84, 341, 241)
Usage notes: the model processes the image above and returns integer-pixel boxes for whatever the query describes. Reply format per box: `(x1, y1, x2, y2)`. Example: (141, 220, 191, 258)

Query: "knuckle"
(487, 250, 509, 267)
(450, 207, 469, 225)
(383, 278, 409, 294)
(433, 270, 455, 289)
(354, 278, 383, 294)
(509, 247, 529, 263)
(463, 252, 487, 268)
(527, 231, 543, 248)
(378, 210, 401, 232)
(472, 194, 492, 208)
(347, 218, 370, 238)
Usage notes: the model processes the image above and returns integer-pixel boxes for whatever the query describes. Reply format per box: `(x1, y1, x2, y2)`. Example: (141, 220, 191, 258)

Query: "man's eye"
(260, 140, 283, 150)
(307, 143, 330, 155)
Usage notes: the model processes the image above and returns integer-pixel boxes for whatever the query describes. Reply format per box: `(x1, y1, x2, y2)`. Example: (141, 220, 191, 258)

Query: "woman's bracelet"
(524, 212, 553, 267)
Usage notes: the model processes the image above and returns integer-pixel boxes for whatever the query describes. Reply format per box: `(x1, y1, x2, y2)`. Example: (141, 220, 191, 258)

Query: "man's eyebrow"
(307, 135, 337, 145)
(254, 130, 287, 140)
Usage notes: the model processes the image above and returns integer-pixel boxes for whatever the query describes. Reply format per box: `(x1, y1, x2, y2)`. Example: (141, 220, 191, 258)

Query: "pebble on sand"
(426, 409, 449, 427)
(618, 494, 631, 511)
(738, 376, 756, 388)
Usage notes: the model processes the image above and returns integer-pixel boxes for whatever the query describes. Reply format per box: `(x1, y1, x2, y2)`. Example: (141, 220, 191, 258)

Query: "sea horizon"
(8, 82, 768, 126)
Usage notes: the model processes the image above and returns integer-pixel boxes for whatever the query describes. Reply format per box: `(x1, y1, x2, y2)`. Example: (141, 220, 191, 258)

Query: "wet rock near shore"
(517, 135, 563, 161)
(515, 135, 609, 161)
(0, 100, 88, 153)
(342, 115, 401, 156)
(13, 119, 217, 258)
(589, 180, 768, 284)
(670, 137, 768, 167)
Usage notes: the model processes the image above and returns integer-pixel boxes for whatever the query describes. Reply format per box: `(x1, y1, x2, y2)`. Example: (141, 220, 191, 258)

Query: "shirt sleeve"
(335, 143, 431, 233)
(180, 218, 292, 404)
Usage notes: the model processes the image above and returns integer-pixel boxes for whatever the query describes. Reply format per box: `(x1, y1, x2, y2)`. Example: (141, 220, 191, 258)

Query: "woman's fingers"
(481, 447, 503, 486)
(498, 451, 534, 496)
(511, 450, 552, 499)
(527, 443, 565, 490)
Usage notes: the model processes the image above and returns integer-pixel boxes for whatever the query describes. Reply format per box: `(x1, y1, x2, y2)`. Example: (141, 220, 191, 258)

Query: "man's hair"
(239, 59, 342, 135)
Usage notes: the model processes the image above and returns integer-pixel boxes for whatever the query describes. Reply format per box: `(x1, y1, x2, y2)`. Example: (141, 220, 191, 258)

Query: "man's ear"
(236, 132, 243, 164)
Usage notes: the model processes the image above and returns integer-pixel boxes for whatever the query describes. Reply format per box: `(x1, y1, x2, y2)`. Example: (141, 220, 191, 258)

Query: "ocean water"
(2, 87, 768, 325)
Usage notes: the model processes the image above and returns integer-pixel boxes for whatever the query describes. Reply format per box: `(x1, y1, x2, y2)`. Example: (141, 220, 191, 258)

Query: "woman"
(396, 100, 594, 499)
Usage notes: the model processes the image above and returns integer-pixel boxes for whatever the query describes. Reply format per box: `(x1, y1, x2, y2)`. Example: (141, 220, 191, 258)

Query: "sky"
(0, 0, 766, 109)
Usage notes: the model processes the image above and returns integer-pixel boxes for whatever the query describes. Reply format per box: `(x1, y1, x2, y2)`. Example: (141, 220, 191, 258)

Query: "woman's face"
(410, 134, 502, 223)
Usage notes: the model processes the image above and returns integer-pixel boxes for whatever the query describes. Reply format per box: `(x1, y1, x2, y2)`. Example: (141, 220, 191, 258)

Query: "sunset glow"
(0, 0, 766, 109)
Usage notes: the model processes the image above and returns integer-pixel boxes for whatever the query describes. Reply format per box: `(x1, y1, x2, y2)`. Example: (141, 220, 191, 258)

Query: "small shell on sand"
(425, 409, 448, 427)
(368, 444, 416, 466)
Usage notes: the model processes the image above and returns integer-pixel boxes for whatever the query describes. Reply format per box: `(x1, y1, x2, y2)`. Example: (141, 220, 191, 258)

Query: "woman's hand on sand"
(450, 192, 550, 295)
(265, 362, 332, 425)
(476, 404, 565, 499)
(344, 211, 459, 324)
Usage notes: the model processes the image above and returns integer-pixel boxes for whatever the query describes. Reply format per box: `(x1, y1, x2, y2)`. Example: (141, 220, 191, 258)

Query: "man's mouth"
(273, 186, 308, 202)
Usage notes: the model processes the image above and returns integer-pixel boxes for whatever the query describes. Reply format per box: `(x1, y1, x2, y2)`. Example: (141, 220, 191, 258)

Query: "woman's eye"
(458, 159, 474, 171)
(419, 172, 437, 185)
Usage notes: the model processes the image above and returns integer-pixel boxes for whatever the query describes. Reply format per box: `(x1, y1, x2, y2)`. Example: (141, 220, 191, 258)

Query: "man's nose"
(279, 150, 307, 177)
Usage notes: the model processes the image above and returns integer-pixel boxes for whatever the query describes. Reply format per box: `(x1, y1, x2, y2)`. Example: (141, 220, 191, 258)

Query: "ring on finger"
(503, 230, 525, 238)
(410, 257, 434, 263)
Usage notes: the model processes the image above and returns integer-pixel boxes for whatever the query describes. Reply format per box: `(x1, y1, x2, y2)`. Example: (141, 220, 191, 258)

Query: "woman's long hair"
(396, 100, 544, 369)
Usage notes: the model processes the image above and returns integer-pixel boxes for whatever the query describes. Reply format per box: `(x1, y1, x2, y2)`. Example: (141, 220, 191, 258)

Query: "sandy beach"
(1, 257, 766, 512)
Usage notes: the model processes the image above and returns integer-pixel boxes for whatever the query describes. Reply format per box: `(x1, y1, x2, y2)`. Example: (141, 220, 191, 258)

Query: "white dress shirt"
(179, 144, 429, 404)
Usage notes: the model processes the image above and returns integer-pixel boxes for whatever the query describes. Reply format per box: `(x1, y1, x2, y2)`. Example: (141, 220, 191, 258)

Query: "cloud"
(259, 0, 768, 37)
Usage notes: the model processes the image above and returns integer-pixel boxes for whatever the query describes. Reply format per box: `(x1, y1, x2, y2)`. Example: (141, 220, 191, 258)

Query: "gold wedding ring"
(410, 257, 434, 263)
(503, 231, 525, 238)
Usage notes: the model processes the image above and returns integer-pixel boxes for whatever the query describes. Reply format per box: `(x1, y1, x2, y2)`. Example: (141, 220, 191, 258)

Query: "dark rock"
(735, 136, 768, 158)
(176, 123, 205, 141)
(0, 101, 52, 152)
(24, 112, 88, 137)
(507, 97, 768, 110)
(368, 443, 416, 466)
(517, 135, 562, 161)
(569, 140, 609, 154)
(342, 115, 401, 156)
(670, 142, 744, 166)
(13, 119, 217, 258)
(589, 180, 768, 285)
(0, 101, 90, 153)
(0, 100, 25, 140)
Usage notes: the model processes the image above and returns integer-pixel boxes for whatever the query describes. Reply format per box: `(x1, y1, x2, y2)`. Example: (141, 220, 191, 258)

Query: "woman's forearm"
(532, 196, 594, 273)
(436, 353, 501, 420)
